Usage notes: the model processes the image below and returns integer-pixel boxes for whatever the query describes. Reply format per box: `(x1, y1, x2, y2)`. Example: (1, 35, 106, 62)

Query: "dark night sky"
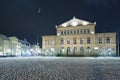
(0, 0, 120, 47)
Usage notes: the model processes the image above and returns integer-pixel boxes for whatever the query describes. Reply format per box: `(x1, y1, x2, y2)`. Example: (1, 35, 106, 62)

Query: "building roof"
(0, 34, 9, 40)
(59, 16, 95, 27)
(19, 39, 30, 45)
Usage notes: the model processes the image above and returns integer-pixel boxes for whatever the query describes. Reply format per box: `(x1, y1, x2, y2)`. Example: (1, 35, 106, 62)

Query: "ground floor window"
(67, 47, 70, 55)
(80, 47, 84, 54)
(60, 47, 64, 54)
(73, 47, 77, 54)
(87, 47, 91, 54)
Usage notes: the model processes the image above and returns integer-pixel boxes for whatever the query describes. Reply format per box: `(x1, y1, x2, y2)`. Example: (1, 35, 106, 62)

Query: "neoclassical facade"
(42, 17, 116, 56)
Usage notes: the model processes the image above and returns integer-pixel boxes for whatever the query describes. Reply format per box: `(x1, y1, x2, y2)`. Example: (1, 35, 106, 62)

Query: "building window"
(106, 37, 110, 44)
(80, 47, 84, 54)
(52, 39, 56, 45)
(61, 31, 63, 35)
(73, 47, 77, 54)
(67, 30, 69, 34)
(74, 30, 76, 34)
(70, 30, 72, 34)
(98, 37, 102, 44)
(87, 37, 91, 44)
(73, 38, 77, 44)
(45, 40, 49, 45)
(80, 38, 83, 44)
(80, 29, 83, 34)
(67, 47, 70, 55)
(77, 30, 79, 34)
(64, 30, 66, 35)
(87, 29, 90, 33)
(67, 38, 70, 44)
(61, 38, 64, 44)
(84, 29, 86, 33)
(60, 47, 64, 54)
(87, 47, 91, 54)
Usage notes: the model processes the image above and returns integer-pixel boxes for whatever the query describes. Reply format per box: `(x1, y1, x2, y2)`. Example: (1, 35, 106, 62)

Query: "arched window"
(106, 37, 110, 44)
(106, 47, 111, 56)
(87, 37, 91, 44)
(80, 47, 84, 54)
(60, 47, 64, 54)
(99, 48, 103, 56)
(67, 47, 70, 55)
(60, 38, 64, 44)
(87, 47, 91, 54)
(73, 47, 77, 54)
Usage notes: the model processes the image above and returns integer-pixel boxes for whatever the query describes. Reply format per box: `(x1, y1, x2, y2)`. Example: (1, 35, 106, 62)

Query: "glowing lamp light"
(71, 21, 78, 26)
(57, 33, 60, 36)
(91, 31, 94, 34)
(62, 23, 67, 27)
(94, 47, 98, 50)
(8, 49, 11, 52)
(82, 21, 88, 25)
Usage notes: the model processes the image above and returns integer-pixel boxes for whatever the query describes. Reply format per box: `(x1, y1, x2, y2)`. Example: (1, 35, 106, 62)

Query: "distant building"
(42, 17, 116, 56)
(31, 43, 41, 56)
(0, 34, 10, 56)
(0, 34, 32, 57)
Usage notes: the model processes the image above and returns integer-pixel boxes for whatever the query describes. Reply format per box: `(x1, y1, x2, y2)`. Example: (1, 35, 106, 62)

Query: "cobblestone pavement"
(0, 57, 120, 80)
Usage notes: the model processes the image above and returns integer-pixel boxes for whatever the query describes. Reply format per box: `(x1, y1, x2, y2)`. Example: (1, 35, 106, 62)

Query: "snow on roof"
(59, 16, 94, 27)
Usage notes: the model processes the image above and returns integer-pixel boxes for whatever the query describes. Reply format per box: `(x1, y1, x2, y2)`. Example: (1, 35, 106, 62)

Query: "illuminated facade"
(0, 34, 33, 56)
(42, 17, 116, 56)
(0, 34, 10, 56)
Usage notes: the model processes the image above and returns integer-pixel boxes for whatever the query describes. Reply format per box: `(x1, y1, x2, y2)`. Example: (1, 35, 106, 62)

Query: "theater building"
(42, 17, 116, 56)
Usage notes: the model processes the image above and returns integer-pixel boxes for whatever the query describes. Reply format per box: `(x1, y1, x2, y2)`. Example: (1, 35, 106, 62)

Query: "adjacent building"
(42, 17, 116, 56)
(0, 34, 40, 56)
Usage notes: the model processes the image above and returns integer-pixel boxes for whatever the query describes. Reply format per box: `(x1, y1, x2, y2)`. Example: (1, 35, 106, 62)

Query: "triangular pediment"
(59, 17, 94, 27)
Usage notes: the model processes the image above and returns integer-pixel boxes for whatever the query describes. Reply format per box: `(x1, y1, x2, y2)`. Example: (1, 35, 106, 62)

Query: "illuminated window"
(106, 37, 110, 44)
(98, 37, 102, 44)
(80, 38, 83, 44)
(73, 38, 77, 44)
(87, 37, 91, 44)
(67, 38, 70, 44)
(60, 38, 64, 44)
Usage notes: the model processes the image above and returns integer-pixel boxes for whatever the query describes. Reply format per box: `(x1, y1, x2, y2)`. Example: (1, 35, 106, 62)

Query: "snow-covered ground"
(0, 57, 120, 80)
